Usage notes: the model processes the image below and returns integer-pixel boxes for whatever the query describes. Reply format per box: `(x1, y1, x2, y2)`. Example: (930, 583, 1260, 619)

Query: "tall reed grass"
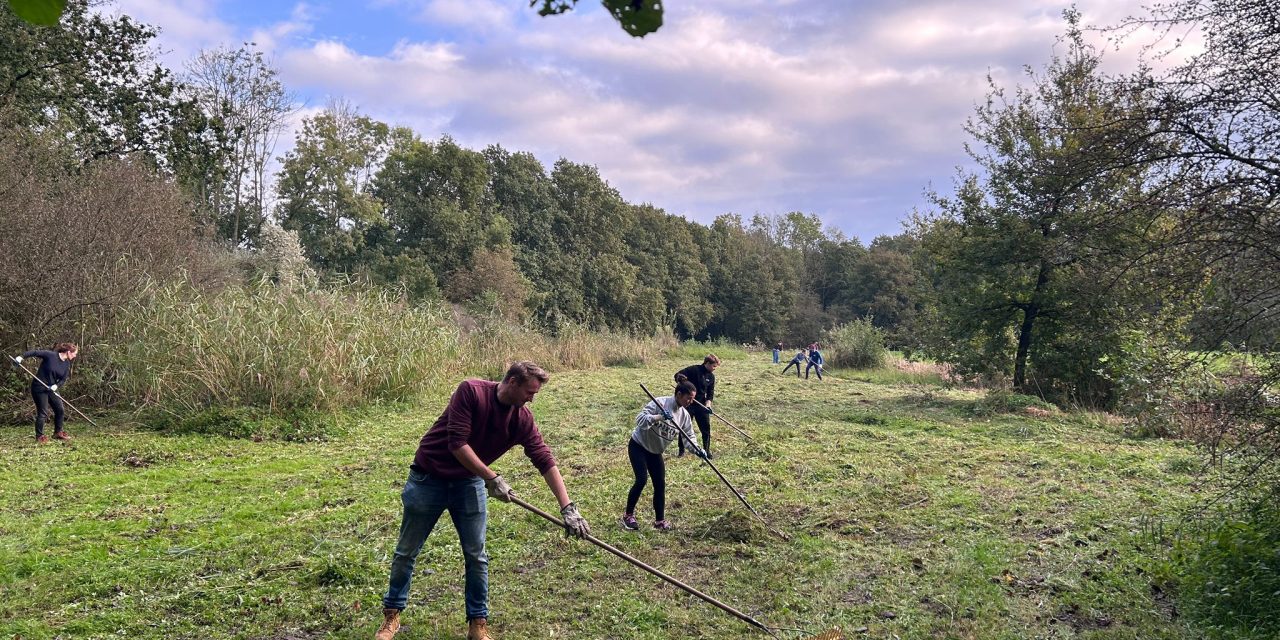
(106, 279, 464, 412)
(102, 278, 680, 417)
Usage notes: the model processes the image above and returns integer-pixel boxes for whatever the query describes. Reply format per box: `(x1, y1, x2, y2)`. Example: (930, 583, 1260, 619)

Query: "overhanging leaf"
(603, 0, 663, 37)
(8, 0, 66, 26)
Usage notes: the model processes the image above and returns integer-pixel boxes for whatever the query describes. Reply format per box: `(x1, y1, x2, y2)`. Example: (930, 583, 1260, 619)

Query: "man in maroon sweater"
(376, 361, 590, 640)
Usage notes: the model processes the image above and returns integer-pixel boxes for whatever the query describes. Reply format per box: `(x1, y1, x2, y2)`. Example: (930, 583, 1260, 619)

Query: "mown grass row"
(0, 352, 1208, 639)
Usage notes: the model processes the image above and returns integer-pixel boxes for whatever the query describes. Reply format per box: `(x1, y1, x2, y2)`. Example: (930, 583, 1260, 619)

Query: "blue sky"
(110, 0, 1176, 242)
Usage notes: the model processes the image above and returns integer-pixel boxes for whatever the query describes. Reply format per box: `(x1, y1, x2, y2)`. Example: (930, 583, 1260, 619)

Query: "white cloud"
(121, 0, 1190, 239)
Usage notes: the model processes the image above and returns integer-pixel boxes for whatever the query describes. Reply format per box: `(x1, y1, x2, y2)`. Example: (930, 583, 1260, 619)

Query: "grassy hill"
(0, 352, 1202, 639)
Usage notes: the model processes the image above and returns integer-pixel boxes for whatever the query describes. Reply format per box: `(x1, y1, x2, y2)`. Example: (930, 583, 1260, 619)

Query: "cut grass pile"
(0, 352, 1204, 639)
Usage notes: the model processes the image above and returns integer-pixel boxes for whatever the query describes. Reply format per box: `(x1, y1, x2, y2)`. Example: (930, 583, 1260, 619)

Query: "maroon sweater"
(412, 379, 557, 479)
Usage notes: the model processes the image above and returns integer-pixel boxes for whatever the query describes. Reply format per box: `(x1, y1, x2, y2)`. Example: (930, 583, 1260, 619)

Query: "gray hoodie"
(631, 396, 698, 455)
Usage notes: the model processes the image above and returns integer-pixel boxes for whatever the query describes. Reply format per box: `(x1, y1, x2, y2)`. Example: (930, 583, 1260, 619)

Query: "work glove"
(49, 384, 58, 392)
(484, 474, 514, 502)
(660, 407, 675, 422)
(560, 502, 591, 538)
(705, 405, 714, 415)
(692, 446, 709, 460)
(11, 355, 21, 364)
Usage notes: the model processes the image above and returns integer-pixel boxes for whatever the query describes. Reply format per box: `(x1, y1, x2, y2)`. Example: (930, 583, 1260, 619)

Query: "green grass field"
(0, 353, 1203, 639)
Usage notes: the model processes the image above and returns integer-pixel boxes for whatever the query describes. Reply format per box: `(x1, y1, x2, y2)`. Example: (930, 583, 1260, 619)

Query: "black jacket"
(21, 350, 71, 391)
(674, 363, 715, 411)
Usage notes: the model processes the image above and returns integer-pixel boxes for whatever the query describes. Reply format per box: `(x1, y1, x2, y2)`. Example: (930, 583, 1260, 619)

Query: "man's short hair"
(503, 361, 550, 385)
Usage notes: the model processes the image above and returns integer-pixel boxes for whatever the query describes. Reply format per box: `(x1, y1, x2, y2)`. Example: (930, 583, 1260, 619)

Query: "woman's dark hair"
(674, 373, 697, 396)
(55, 342, 78, 353)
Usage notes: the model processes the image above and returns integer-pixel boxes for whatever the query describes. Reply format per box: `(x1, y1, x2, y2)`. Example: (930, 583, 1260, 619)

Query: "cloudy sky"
(109, 0, 1175, 241)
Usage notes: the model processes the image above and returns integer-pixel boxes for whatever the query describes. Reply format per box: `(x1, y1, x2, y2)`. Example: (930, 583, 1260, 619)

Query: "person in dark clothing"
(622, 375, 704, 532)
(376, 361, 590, 640)
(782, 349, 806, 377)
(674, 353, 720, 459)
(806, 345, 825, 380)
(11, 342, 78, 443)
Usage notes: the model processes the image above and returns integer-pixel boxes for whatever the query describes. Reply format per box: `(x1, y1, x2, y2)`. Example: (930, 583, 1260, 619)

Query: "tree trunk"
(1014, 262, 1052, 391)
(1013, 304, 1037, 390)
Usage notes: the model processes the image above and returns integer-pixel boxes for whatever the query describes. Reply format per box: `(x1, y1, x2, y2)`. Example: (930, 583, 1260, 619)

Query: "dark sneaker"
(54, 431, 71, 441)
(704, 451, 714, 460)
(36, 435, 49, 444)
(621, 514, 639, 530)
(653, 519, 672, 531)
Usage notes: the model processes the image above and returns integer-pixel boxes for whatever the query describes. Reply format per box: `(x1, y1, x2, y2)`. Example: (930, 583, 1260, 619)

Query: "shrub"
(823, 318, 887, 369)
(142, 405, 347, 441)
(1169, 497, 1280, 637)
(968, 388, 1057, 417)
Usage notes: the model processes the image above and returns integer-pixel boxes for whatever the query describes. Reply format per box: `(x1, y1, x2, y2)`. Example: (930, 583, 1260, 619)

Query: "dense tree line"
(2, 1, 1273, 412)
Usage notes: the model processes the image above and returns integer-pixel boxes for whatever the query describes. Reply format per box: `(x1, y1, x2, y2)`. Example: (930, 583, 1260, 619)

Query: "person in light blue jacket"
(805, 344, 825, 380)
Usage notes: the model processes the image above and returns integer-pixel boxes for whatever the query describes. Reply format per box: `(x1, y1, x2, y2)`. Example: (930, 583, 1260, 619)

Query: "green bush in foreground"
(824, 318, 887, 369)
(1168, 497, 1280, 638)
(142, 405, 349, 441)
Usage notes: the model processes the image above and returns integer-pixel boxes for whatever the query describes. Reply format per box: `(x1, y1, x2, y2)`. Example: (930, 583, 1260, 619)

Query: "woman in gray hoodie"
(622, 375, 705, 531)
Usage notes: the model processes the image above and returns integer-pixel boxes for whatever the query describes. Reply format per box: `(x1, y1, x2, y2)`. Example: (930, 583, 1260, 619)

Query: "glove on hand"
(484, 474, 514, 502)
(560, 502, 591, 538)
(661, 408, 675, 422)
(693, 446, 709, 460)
(49, 384, 58, 392)
(11, 355, 21, 364)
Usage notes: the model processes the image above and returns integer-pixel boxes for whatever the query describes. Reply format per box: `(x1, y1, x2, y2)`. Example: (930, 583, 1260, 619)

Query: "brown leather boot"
(467, 617, 493, 640)
(374, 608, 401, 640)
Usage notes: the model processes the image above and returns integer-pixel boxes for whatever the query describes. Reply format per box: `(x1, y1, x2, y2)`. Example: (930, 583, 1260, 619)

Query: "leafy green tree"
(1, 0, 188, 162)
(701, 215, 801, 342)
(184, 45, 294, 246)
(915, 19, 1180, 402)
(375, 135, 503, 291)
(623, 204, 712, 336)
(277, 101, 410, 274)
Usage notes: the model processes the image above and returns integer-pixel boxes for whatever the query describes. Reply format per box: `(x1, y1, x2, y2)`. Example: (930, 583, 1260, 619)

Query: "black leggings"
(677, 410, 712, 455)
(626, 438, 667, 520)
(32, 389, 65, 437)
(782, 361, 801, 377)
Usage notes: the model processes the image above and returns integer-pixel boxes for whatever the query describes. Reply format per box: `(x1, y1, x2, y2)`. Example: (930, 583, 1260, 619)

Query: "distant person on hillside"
(10, 342, 78, 443)
(772, 342, 782, 364)
(375, 361, 591, 640)
(782, 348, 806, 377)
(674, 353, 719, 459)
(806, 344, 825, 381)
(622, 374, 705, 532)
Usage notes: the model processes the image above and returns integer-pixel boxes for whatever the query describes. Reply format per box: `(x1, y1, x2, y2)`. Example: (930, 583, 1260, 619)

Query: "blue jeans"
(772, 349, 780, 364)
(383, 469, 489, 620)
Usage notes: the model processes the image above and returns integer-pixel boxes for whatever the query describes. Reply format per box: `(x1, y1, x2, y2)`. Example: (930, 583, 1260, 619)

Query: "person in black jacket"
(674, 353, 720, 459)
(10, 342, 78, 443)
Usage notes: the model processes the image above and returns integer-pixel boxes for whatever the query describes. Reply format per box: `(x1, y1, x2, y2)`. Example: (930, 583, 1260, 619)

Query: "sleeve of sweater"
(517, 413, 557, 475)
(442, 381, 477, 452)
(636, 399, 661, 431)
(677, 408, 698, 445)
